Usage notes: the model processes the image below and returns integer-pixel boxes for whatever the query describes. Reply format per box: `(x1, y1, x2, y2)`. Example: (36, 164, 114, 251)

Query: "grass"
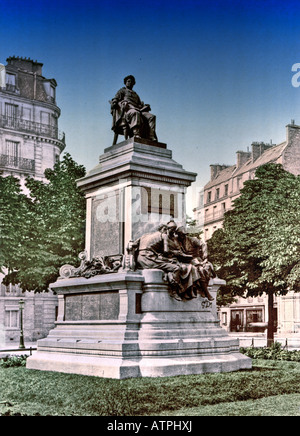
(161, 394, 300, 416)
(1, 359, 300, 416)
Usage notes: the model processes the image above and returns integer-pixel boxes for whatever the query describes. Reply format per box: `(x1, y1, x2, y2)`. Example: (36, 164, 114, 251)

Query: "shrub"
(0, 355, 28, 368)
(240, 342, 300, 362)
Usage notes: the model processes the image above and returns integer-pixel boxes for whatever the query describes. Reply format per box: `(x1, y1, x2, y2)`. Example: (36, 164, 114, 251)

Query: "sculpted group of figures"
(132, 221, 216, 301)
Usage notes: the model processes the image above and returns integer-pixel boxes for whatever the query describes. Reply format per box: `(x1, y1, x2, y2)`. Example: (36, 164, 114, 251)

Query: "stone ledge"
(27, 351, 251, 379)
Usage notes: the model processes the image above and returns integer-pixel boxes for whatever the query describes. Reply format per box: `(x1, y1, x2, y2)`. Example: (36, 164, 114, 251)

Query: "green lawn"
(161, 393, 300, 416)
(1, 359, 300, 416)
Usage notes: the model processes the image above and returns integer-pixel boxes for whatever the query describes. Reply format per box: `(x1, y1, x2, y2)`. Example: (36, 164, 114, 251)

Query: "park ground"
(0, 358, 300, 416)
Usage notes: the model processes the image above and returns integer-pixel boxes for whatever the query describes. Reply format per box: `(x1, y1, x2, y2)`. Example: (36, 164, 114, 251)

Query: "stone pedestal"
(76, 137, 197, 259)
(27, 270, 251, 378)
(26, 137, 251, 378)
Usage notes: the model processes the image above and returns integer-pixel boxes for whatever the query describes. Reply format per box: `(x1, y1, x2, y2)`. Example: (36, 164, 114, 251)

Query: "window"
(222, 312, 227, 326)
(5, 140, 19, 166)
(5, 103, 18, 119)
(5, 308, 19, 328)
(6, 73, 16, 91)
(5, 140, 19, 162)
(246, 309, 264, 329)
(215, 188, 220, 200)
(50, 85, 55, 101)
(207, 191, 211, 203)
(43, 81, 56, 103)
(224, 184, 229, 196)
(6, 73, 16, 85)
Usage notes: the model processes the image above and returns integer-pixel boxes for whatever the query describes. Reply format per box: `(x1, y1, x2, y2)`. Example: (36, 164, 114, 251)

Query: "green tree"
(0, 175, 30, 276)
(207, 228, 238, 308)
(186, 214, 203, 238)
(207, 163, 300, 345)
(2, 153, 86, 292)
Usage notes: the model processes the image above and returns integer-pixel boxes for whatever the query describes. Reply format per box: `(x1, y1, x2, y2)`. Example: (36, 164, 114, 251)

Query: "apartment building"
(194, 122, 300, 334)
(0, 57, 65, 345)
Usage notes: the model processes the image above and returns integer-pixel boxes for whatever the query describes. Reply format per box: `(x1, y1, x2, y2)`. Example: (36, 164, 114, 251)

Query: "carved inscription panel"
(90, 190, 123, 258)
(64, 291, 120, 321)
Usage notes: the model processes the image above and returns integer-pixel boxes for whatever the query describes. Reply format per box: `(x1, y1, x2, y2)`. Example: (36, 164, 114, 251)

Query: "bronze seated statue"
(110, 75, 158, 145)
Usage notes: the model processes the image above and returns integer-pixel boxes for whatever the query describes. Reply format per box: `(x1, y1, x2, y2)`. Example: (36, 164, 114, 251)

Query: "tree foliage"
(186, 214, 203, 238)
(0, 176, 30, 275)
(1, 153, 86, 292)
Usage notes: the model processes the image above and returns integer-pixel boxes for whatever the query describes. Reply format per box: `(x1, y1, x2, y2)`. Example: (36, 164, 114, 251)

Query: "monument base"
(27, 270, 252, 379)
(27, 351, 251, 379)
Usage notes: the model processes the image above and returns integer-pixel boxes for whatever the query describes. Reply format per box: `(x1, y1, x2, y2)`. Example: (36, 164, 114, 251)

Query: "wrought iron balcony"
(0, 114, 64, 141)
(0, 154, 35, 172)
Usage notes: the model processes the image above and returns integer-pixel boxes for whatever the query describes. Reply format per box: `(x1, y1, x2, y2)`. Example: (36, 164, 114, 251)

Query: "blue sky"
(1, 0, 300, 213)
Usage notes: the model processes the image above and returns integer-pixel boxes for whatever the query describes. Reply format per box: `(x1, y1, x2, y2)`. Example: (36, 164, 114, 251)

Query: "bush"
(240, 342, 300, 362)
(0, 355, 28, 368)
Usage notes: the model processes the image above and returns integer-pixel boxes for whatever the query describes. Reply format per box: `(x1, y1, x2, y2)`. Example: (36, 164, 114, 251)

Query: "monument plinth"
(77, 137, 197, 260)
(27, 269, 250, 378)
(27, 75, 251, 378)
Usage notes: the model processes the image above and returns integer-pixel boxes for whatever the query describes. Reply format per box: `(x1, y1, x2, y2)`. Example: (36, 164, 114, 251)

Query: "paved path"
(228, 333, 300, 350)
(0, 342, 37, 358)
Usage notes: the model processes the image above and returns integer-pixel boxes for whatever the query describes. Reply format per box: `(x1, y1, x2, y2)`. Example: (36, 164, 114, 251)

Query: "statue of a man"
(111, 75, 158, 141)
(176, 227, 215, 301)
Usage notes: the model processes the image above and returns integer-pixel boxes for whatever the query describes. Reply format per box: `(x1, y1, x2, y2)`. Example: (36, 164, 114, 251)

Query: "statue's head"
(176, 226, 187, 240)
(167, 220, 177, 235)
(124, 75, 136, 87)
(157, 224, 167, 234)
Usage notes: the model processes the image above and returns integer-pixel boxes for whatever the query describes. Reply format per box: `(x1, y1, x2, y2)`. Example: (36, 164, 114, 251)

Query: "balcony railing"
(204, 209, 225, 224)
(0, 154, 35, 172)
(0, 115, 64, 141)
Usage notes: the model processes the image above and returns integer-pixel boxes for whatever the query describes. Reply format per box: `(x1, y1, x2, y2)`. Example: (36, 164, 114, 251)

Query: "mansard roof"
(204, 140, 287, 190)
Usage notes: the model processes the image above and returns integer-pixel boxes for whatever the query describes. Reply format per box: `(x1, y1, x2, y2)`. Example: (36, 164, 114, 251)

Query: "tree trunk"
(267, 290, 275, 347)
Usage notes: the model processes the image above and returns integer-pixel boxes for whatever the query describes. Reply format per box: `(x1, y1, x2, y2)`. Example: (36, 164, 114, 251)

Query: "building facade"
(219, 294, 271, 333)
(194, 122, 300, 334)
(0, 56, 65, 186)
(196, 123, 300, 241)
(0, 57, 66, 345)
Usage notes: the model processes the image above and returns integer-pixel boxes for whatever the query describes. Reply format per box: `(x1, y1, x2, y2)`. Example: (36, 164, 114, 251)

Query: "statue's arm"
(111, 88, 125, 108)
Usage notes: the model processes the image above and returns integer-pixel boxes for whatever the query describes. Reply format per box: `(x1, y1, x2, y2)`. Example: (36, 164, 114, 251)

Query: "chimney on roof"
(236, 150, 251, 168)
(6, 56, 43, 75)
(286, 121, 300, 143)
(210, 165, 218, 181)
(251, 142, 273, 162)
(210, 164, 230, 181)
